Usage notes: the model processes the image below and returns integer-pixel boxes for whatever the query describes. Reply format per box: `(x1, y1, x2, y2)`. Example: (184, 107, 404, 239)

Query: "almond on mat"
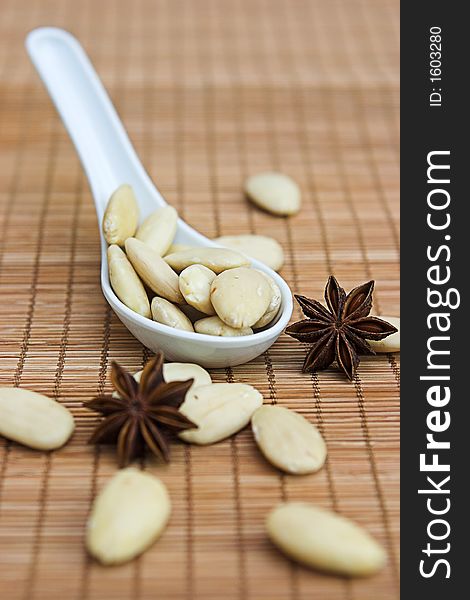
(86, 468, 171, 565)
(0, 387, 74, 451)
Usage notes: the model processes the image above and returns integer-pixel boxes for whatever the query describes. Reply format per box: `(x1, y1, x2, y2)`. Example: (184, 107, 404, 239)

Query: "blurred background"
(0, 1, 399, 599)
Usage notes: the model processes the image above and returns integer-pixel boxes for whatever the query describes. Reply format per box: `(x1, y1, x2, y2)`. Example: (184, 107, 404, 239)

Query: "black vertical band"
(401, 3, 466, 596)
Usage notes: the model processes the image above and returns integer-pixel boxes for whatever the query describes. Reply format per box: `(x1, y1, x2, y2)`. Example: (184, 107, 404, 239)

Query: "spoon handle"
(26, 27, 166, 217)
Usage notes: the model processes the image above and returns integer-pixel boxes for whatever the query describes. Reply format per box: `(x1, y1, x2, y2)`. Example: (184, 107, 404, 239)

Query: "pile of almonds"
(104, 183, 285, 336)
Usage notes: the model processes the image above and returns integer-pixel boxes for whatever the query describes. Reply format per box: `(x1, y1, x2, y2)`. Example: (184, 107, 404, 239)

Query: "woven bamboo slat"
(0, 0, 399, 598)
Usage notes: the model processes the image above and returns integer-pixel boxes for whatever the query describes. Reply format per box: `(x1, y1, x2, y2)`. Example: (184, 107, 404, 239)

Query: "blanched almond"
(210, 267, 271, 328)
(245, 172, 301, 216)
(179, 264, 217, 315)
(179, 383, 263, 445)
(136, 206, 178, 256)
(86, 468, 171, 565)
(0, 387, 74, 450)
(107, 245, 150, 318)
(151, 297, 194, 331)
(102, 184, 139, 245)
(165, 247, 250, 274)
(266, 503, 386, 577)
(125, 237, 184, 303)
(162, 363, 212, 387)
(194, 316, 253, 337)
(253, 271, 281, 328)
(134, 362, 211, 390)
(214, 234, 284, 271)
(252, 406, 326, 474)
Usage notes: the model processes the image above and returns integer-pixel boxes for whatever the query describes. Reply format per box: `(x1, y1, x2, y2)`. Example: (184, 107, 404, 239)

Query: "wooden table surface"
(0, 1, 399, 598)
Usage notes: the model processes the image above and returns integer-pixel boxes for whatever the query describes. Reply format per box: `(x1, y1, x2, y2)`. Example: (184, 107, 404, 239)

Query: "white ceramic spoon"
(26, 27, 293, 367)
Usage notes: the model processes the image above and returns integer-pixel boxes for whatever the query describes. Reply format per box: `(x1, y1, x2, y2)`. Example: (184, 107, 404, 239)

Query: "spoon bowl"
(26, 27, 293, 367)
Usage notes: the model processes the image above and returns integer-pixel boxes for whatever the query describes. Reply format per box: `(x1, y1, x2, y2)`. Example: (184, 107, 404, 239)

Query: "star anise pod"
(84, 352, 197, 467)
(285, 276, 398, 380)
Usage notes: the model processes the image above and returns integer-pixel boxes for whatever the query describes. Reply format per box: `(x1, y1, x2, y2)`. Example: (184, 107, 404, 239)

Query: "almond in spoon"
(125, 237, 184, 303)
(102, 184, 139, 246)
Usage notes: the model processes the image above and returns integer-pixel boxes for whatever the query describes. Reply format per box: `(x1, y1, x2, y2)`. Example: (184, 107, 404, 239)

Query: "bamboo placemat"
(0, 0, 399, 598)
